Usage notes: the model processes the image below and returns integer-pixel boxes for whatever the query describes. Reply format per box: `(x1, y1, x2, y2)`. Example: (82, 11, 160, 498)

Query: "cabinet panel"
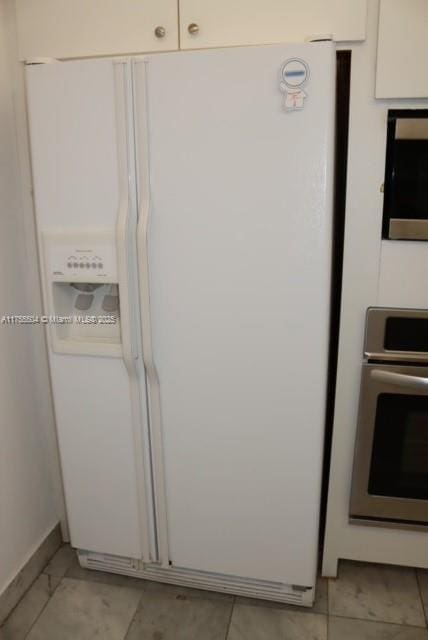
(376, 0, 428, 99)
(179, 0, 367, 49)
(16, 0, 178, 60)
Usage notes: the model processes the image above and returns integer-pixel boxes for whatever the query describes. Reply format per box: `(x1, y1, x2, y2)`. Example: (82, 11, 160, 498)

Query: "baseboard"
(0, 523, 62, 625)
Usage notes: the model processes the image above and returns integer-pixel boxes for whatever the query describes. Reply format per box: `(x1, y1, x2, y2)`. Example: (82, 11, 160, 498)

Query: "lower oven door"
(350, 363, 428, 527)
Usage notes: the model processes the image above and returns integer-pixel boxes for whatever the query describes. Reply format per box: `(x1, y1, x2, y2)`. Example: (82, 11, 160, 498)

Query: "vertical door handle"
(134, 59, 170, 569)
(113, 59, 151, 562)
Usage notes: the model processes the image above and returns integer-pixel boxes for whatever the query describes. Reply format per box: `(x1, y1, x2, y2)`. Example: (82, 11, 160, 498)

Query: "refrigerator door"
(136, 42, 335, 585)
(26, 59, 156, 560)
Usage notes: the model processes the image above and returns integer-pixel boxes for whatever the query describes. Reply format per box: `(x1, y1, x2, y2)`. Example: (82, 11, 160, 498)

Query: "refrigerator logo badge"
(279, 59, 309, 112)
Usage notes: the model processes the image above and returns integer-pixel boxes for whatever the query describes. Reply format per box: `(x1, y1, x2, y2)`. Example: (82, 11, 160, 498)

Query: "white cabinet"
(15, 0, 178, 60)
(376, 0, 428, 99)
(15, 0, 368, 61)
(179, 0, 367, 50)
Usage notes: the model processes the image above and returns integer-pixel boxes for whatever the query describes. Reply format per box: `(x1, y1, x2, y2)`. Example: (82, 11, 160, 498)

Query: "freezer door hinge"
(305, 34, 333, 42)
(25, 57, 60, 65)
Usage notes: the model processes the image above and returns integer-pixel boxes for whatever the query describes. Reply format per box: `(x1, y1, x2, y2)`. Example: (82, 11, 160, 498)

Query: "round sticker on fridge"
(279, 58, 309, 112)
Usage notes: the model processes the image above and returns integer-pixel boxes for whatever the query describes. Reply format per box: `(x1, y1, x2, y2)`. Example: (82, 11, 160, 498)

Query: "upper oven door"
(383, 109, 428, 241)
(350, 363, 428, 526)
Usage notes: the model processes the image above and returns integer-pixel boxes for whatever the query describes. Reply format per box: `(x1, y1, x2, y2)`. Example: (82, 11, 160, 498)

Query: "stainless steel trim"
(349, 517, 428, 534)
(364, 307, 428, 363)
(365, 351, 428, 363)
(389, 218, 428, 240)
(350, 363, 428, 525)
(371, 368, 428, 391)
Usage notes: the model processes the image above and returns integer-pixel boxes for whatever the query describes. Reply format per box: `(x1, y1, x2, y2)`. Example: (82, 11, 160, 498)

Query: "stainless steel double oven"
(350, 308, 428, 530)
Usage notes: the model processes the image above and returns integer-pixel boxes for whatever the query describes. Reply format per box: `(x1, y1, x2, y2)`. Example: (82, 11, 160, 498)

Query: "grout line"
(0, 537, 62, 629)
(123, 589, 145, 640)
(327, 576, 330, 616)
(23, 574, 63, 640)
(328, 611, 428, 630)
(224, 596, 235, 640)
(415, 569, 428, 628)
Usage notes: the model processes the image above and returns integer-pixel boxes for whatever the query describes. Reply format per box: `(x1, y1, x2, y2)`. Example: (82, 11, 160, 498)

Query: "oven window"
(383, 110, 428, 238)
(384, 316, 428, 352)
(368, 393, 428, 499)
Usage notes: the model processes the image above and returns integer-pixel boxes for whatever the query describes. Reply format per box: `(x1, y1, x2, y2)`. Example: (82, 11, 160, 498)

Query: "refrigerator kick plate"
(78, 550, 314, 606)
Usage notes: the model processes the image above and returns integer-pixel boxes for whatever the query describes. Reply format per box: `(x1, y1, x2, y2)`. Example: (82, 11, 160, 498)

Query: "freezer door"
(135, 42, 335, 585)
(26, 59, 156, 560)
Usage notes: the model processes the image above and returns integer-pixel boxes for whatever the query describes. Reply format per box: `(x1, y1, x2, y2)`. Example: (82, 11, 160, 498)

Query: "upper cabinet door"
(179, 0, 367, 50)
(15, 0, 178, 60)
(376, 0, 428, 99)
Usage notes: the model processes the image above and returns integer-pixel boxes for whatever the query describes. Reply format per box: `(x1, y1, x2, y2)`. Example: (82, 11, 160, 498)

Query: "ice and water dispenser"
(43, 231, 122, 356)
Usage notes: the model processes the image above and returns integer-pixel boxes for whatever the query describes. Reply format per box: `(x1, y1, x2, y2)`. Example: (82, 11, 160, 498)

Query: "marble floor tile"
(313, 577, 328, 614)
(43, 544, 77, 578)
(0, 525, 61, 625)
(0, 574, 60, 640)
(235, 576, 327, 614)
(125, 585, 233, 640)
(26, 578, 141, 640)
(329, 615, 428, 639)
(65, 556, 149, 591)
(227, 603, 327, 640)
(417, 570, 428, 621)
(329, 561, 426, 627)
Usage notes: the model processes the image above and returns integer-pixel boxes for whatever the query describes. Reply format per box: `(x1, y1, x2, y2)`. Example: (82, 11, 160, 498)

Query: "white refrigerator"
(26, 42, 335, 606)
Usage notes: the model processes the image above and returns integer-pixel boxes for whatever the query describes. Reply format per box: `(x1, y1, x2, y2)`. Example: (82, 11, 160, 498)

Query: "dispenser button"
(98, 263, 103, 269)
(67, 262, 72, 268)
(73, 262, 78, 268)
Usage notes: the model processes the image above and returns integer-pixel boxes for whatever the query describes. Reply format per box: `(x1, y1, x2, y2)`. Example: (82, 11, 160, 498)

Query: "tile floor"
(1, 545, 428, 639)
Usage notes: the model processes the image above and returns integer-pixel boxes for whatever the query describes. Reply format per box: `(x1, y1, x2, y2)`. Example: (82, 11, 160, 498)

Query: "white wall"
(323, 0, 428, 575)
(0, 0, 64, 596)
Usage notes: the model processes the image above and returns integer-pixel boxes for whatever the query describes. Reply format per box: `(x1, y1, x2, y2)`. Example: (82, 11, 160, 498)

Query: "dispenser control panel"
(43, 230, 118, 282)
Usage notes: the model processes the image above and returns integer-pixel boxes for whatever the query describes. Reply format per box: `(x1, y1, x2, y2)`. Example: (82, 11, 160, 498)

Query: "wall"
(323, 0, 428, 575)
(0, 0, 65, 598)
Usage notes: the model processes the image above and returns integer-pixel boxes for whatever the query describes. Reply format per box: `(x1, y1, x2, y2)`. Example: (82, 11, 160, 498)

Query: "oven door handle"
(371, 369, 428, 392)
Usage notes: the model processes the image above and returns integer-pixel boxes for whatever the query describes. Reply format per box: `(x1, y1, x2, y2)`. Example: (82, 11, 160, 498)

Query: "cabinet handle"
(188, 23, 199, 35)
(154, 26, 166, 38)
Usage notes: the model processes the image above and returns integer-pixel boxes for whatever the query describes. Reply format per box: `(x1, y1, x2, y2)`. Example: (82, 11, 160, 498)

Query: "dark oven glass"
(369, 393, 428, 499)
(383, 109, 428, 238)
(384, 316, 428, 352)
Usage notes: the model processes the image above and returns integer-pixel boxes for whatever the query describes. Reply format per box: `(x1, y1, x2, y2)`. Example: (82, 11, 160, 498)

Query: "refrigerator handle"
(113, 60, 152, 562)
(134, 59, 170, 568)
